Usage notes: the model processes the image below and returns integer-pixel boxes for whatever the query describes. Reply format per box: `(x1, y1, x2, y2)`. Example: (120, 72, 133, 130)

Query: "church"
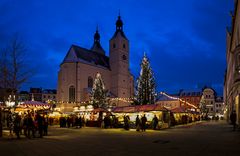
(57, 15, 134, 112)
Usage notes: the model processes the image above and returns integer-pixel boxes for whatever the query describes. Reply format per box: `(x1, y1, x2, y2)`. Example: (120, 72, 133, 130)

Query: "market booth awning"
(112, 104, 169, 113)
(18, 101, 50, 109)
(170, 107, 187, 113)
(92, 108, 109, 113)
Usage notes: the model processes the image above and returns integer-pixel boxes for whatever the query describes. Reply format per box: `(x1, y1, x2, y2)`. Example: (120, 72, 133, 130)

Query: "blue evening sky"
(0, 0, 234, 95)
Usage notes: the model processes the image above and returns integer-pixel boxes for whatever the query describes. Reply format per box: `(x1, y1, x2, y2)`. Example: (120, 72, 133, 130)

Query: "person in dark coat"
(141, 114, 147, 131)
(230, 111, 237, 131)
(0, 108, 2, 138)
(67, 117, 71, 128)
(43, 115, 48, 136)
(14, 113, 21, 139)
(135, 115, 141, 131)
(152, 115, 159, 130)
(36, 113, 43, 138)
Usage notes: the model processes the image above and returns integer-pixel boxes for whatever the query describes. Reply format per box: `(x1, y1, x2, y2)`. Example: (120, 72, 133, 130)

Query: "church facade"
(57, 15, 134, 112)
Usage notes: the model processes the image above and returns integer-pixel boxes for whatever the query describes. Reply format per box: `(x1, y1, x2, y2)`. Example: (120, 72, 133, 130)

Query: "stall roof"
(19, 101, 50, 107)
(170, 107, 187, 113)
(113, 104, 169, 113)
(92, 108, 108, 113)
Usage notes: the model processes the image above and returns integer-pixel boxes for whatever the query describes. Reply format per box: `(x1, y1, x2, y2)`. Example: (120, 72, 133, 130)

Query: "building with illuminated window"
(224, 0, 240, 124)
(57, 15, 134, 112)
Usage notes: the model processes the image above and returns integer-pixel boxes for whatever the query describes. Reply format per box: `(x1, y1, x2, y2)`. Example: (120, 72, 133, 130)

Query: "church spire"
(116, 11, 123, 31)
(94, 26, 100, 43)
(91, 26, 105, 55)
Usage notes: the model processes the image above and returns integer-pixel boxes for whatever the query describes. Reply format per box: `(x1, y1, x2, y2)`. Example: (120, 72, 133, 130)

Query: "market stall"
(112, 104, 170, 129)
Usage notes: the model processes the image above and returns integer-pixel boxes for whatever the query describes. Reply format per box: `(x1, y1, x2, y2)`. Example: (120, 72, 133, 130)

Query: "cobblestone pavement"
(0, 121, 240, 156)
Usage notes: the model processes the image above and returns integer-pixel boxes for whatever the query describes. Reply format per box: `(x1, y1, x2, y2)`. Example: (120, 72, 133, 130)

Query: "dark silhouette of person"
(27, 113, 34, 138)
(14, 113, 21, 139)
(123, 116, 130, 130)
(36, 113, 43, 138)
(0, 108, 2, 138)
(67, 117, 71, 128)
(152, 115, 159, 130)
(230, 111, 237, 131)
(141, 114, 147, 131)
(135, 115, 141, 131)
(43, 115, 48, 136)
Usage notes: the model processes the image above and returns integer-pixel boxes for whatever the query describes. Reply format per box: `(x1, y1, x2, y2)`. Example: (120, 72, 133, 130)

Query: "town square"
(0, 0, 240, 156)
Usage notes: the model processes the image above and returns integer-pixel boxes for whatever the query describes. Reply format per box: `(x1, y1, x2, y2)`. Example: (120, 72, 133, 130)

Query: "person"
(230, 111, 237, 131)
(43, 115, 48, 136)
(67, 117, 71, 128)
(27, 113, 35, 138)
(14, 113, 21, 139)
(135, 115, 140, 131)
(141, 114, 147, 131)
(124, 116, 130, 130)
(36, 113, 43, 138)
(8, 112, 14, 138)
(152, 115, 159, 130)
(0, 108, 2, 138)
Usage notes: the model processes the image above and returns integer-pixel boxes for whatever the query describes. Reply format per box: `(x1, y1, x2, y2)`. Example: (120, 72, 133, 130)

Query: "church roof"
(111, 30, 128, 40)
(90, 42, 105, 54)
(63, 45, 110, 69)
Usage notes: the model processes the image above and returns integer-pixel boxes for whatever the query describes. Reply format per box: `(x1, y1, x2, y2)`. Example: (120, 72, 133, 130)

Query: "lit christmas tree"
(136, 53, 156, 105)
(91, 73, 107, 108)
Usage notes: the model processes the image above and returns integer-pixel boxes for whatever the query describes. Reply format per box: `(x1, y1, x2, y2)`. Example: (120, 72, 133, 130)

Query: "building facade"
(18, 88, 57, 104)
(202, 88, 216, 116)
(42, 89, 57, 104)
(179, 89, 202, 109)
(224, 0, 240, 124)
(156, 93, 180, 110)
(57, 15, 134, 112)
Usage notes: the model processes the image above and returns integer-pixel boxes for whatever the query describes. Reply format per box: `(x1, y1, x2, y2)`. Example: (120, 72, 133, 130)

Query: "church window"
(123, 44, 126, 49)
(113, 43, 116, 48)
(88, 76, 93, 88)
(69, 86, 75, 102)
(122, 55, 127, 60)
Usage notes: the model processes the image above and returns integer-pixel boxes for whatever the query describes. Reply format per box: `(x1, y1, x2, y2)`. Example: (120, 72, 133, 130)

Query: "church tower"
(109, 14, 131, 98)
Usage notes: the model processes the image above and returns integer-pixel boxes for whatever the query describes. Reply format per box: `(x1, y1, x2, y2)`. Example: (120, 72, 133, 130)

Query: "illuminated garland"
(159, 92, 198, 109)
(57, 92, 198, 109)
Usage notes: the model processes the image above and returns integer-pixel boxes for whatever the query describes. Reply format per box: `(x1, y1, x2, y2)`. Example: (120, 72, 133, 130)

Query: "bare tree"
(0, 35, 34, 105)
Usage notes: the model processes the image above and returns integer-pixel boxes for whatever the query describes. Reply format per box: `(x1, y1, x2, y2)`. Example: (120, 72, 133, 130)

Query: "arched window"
(69, 85, 75, 102)
(88, 76, 93, 88)
(113, 43, 116, 48)
(123, 44, 126, 49)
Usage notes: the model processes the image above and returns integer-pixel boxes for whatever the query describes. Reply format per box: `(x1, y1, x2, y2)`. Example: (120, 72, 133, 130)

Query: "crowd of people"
(59, 115, 86, 128)
(5, 111, 48, 139)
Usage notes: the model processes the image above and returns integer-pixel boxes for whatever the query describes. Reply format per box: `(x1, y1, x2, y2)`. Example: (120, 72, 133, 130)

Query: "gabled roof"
(156, 93, 178, 101)
(62, 45, 110, 70)
(179, 89, 202, 96)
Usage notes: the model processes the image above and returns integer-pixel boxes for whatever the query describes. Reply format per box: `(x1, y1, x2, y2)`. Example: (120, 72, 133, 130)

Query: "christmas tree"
(91, 73, 107, 108)
(136, 53, 156, 105)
